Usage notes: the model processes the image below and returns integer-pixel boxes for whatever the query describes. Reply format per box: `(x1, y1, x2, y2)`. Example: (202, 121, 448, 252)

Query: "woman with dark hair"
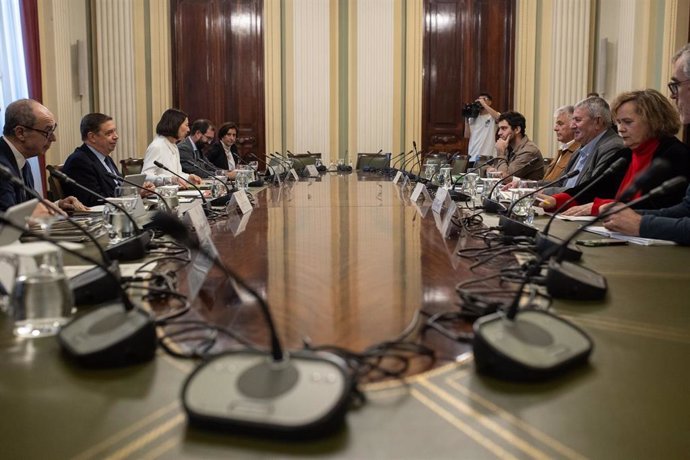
(142, 109, 202, 186)
(541, 89, 690, 216)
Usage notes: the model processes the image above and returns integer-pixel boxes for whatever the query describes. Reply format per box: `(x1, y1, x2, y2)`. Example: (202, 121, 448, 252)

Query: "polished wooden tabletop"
(179, 172, 483, 363)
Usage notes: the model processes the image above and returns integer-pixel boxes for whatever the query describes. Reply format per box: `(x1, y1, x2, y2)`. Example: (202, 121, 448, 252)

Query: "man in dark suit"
(206, 122, 239, 179)
(0, 98, 85, 214)
(178, 119, 215, 178)
(62, 113, 124, 207)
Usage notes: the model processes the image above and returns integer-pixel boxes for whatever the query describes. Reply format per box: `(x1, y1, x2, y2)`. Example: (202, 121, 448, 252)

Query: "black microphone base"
(534, 233, 582, 262)
(105, 231, 152, 261)
(449, 189, 472, 202)
(58, 303, 156, 368)
(498, 215, 538, 237)
(182, 349, 353, 439)
(210, 194, 233, 207)
(546, 259, 607, 300)
(473, 310, 593, 381)
(70, 260, 122, 306)
(482, 198, 507, 214)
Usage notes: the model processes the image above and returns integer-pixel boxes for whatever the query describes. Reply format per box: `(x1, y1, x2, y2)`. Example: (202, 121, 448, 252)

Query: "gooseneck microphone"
(482, 157, 541, 213)
(0, 214, 156, 367)
(149, 212, 353, 438)
(0, 165, 122, 305)
(535, 157, 629, 259)
(244, 151, 267, 186)
(152, 161, 209, 209)
(47, 166, 151, 261)
(106, 172, 172, 213)
(497, 169, 581, 238)
(48, 166, 141, 232)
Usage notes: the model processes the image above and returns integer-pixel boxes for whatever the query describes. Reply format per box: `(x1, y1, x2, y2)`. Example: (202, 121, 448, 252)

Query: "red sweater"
(548, 138, 659, 215)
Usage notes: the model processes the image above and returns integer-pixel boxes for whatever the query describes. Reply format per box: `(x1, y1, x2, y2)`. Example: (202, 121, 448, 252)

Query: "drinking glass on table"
(511, 179, 539, 221)
(5, 247, 73, 338)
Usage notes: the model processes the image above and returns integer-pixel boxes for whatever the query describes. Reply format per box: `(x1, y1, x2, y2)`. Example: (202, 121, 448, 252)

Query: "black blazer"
(0, 137, 35, 212)
(62, 144, 121, 207)
(206, 141, 240, 171)
(564, 136, 690, 210)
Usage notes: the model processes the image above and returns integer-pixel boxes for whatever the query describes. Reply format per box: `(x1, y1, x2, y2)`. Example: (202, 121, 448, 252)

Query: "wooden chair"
(119, 158, 144, 176)
(46, 164, 66, 201)
(355, 153, 391, 171)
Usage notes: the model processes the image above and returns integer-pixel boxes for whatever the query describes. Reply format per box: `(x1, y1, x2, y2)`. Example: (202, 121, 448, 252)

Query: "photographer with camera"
(464, 92, 500, 167)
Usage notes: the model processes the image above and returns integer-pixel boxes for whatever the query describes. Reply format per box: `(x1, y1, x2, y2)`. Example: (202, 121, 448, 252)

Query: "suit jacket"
(178, 137, 212, 178)
(640, 183, 690, 245)
(0, 137, 35, 212)
(62, 144, 121, 207)
(206, 141, 240, 171)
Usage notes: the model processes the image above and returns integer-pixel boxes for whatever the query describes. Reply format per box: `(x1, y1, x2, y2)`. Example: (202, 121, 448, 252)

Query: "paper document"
(585, 226, 676, 246)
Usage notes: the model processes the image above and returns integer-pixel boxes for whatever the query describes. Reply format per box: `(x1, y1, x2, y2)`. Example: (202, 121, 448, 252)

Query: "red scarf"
(615, 138, 659, 200)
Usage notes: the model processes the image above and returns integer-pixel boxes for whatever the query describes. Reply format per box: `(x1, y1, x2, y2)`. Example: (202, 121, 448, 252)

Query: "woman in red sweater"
(541, 89, 690, 216)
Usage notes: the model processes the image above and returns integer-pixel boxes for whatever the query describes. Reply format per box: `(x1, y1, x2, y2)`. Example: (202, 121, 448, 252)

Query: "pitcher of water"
(2, 247, 74, 338)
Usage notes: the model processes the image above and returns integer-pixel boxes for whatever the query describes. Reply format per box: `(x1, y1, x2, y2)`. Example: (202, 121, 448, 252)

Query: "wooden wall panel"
(171, 0, 265, 161)
(422, 0, 515, 154)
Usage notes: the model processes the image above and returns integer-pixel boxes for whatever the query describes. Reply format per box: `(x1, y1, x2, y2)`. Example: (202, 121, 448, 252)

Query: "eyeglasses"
(20, 124, 58, 139)
(667, 79, 690, 96)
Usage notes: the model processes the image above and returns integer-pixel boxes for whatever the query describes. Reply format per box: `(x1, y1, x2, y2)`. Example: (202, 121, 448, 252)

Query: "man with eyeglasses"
(178, 118, 215, 178)
(0, 98, 86, 214)
(603, 43, 690, 245)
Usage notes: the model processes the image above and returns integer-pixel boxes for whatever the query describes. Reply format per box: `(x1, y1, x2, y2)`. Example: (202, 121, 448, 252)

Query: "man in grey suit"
(546, 96, 624, 194)
(178, 119, 215, 178)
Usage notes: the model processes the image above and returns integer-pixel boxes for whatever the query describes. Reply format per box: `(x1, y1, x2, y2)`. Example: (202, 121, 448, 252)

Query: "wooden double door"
(171, 0, 265, 162)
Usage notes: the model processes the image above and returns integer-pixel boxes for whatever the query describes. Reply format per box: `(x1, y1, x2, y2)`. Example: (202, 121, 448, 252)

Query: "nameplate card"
(306, 165, 320, 177)
(431, 188, 451, 214)
(229, 189, 253, 215)
(225, 210, 252, 236)
(290, 168, 300, 181)
(411, 182, 432, 202)
(401, 174, 411, 188)
(440, 201, 458, 238)
(393, 171, 403, 184)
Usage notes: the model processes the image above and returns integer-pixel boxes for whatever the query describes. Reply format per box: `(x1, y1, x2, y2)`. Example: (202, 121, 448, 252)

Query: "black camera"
(462, 101, 483, 118)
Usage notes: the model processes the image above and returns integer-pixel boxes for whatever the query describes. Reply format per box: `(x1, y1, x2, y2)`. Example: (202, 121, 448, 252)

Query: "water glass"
(103, 198, 137, 242)
(439, 166, 453, 189)
(511, 179, 539, 220)
(235, 169, 252, 191)
(462, 172, 479, 196)
(7, 249, 73, 338)
(115, 185, 138, 212)
(157, 184, 180, 212)
(423, 163, 438, 181)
